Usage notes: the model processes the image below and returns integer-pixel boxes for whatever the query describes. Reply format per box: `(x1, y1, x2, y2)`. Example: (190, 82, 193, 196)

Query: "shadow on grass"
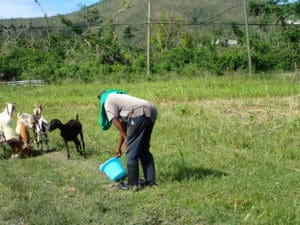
(171, 166, 228, 182)
(164, 147, 228, 182)
(30, 148, 57, 157)
(0, 153, 9, 160)
(0, 148, 58, 160)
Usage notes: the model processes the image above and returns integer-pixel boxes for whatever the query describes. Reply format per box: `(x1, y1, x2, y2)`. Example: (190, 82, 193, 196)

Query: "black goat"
(48, 114, 85, 158)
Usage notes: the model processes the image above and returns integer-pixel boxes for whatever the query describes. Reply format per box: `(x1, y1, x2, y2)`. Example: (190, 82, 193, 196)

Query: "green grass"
(0, 75, 299, 225)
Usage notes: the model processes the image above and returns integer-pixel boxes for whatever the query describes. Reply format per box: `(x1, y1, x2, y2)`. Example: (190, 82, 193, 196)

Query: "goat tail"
(76, 114, 79, 121)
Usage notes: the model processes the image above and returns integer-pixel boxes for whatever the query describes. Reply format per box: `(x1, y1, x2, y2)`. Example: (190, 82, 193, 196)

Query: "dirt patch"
(43, 150, 101, 171)
(44, 151, 67, 161)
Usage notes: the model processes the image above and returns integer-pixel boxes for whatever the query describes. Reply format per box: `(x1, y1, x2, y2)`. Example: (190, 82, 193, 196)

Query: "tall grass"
(0, 75, 299, 224)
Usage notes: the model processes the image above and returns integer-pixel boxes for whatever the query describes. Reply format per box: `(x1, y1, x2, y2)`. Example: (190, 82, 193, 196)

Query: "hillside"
(0, 0, 251, 49)
(0, 0, 243, 26)
(0, 0, 246, 29)
(91, 0, 246, 24)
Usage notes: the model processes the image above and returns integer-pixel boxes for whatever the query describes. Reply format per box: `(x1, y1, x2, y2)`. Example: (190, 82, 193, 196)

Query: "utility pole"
(147, 0, 151, 76)
(243, 0, 252, 75)
(44, 13, 51, 51)
(34, 0, 50, 51)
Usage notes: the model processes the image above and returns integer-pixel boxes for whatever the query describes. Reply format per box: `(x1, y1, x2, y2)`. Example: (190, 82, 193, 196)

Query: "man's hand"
(115, 148, 122, 157)
(111, 118, 128, 156)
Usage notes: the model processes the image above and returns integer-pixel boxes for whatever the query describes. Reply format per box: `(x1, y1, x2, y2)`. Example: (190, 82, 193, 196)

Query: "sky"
(0, 0, 100, 19)
(0, 0, 298, 19)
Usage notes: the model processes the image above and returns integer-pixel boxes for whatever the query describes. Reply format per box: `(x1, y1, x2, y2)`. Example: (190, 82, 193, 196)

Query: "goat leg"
(37, 135, 42, 151)
(65, 141, 71, 158)
(33, 126, 38, 144)
(74, 138, 84, 156)
(44, 134, 49, 152)
(1, 142, 6, 156)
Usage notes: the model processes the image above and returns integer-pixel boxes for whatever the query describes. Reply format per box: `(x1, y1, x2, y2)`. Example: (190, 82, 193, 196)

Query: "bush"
(216, 48, 248, 72)
(153, 48, 194, 73)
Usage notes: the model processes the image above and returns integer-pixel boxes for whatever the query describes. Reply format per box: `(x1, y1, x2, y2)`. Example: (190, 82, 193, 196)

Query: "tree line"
(0, 0, 299, 83)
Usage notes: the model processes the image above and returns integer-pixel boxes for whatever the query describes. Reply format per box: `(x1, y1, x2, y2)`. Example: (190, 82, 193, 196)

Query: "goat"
(0, 123, 24, 158)
(0, 129, 6, 155)
(33, 105, 43, 120)
(0, 103, 17, 157)
(17, 113, 35, 128)
(48, 114, 85, 158)
(17, 105, 44, 146)
(15, 114, 32, 157)
(36, 117, 50, 151)
(0, 103, 16, 126)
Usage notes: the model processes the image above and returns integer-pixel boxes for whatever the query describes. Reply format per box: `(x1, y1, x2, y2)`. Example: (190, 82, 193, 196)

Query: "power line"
(0, 21, 286, 30)
(34, 0, 47, 17)
(201, 3, 243, 23)
(0, 1, 293, 31)
(33, 0, 50, 50)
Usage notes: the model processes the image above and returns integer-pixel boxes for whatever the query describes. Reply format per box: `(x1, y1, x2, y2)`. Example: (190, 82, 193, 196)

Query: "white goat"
(36, 117, 50, 151)
(0, 103, 16, 156)
(0, 103, 16, 126)
(17, 105, 44, 146)
(0, 123, 23, 158)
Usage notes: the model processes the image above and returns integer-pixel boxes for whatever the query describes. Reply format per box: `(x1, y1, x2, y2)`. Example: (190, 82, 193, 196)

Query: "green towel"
(99, 89, 127, 130)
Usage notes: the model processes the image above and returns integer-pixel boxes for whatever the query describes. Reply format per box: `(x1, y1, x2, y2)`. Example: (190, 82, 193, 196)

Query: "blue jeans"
(126, 115, 156, 183)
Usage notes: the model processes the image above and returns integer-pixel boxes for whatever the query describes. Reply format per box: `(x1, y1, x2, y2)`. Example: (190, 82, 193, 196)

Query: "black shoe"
(118, 181, 129, 190)
(146, 181, 157, 187)
(117, 181, 141, 191)
(138, 178, 146, 186)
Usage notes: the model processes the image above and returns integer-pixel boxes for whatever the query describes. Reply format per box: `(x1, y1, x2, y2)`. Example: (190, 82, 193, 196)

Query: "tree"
(249, 0, 300, 29)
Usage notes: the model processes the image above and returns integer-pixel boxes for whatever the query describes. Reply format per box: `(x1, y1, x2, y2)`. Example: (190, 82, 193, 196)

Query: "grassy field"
(0, 75, 299, 225)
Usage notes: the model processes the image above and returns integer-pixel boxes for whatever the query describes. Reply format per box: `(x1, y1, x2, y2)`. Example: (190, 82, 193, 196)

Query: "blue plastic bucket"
(99, 157, 126, 181)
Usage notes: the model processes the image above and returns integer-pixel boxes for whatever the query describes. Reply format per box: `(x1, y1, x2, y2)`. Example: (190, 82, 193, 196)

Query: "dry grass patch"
(205, 96, 299, 121)
(161, 96, 299, 123)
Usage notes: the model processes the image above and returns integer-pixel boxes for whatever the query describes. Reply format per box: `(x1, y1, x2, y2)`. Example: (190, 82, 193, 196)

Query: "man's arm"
(111, 118, 127, 157)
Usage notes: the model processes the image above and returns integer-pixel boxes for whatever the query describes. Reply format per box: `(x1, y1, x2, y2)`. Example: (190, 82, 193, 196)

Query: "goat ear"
(35, 104, 43, 110)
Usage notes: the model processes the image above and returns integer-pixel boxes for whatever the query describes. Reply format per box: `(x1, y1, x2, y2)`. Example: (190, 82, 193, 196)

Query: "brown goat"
(15, 114, 31, 157)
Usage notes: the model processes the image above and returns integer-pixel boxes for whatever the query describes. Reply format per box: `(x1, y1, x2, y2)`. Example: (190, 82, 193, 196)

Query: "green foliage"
(59, 15, 83, 35)
(249, 0, 298, 28)
(0, 0, 299, 82)
(251, 27, 300, 72)
(230, 22, 245, 42)
(216, 48, 248, 73)
(154, 47, 194, 72)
